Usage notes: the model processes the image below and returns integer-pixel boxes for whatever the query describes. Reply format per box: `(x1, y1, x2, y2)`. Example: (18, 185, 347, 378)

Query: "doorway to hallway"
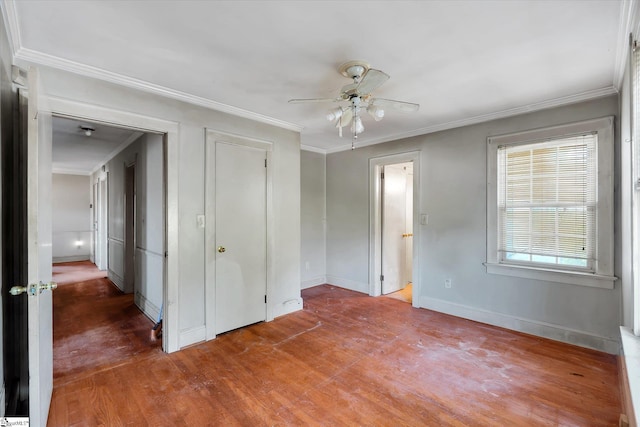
(369, 152, 421, 305)
(380, 162, 413, 300)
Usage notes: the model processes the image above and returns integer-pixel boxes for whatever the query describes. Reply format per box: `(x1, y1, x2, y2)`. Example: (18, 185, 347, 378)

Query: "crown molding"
(613, 0, 638, 89)
(300, 144, 327, 154)
(14, 47, 304, 133)
(51, 168, 91, 176)
(324, 86, 619, 154)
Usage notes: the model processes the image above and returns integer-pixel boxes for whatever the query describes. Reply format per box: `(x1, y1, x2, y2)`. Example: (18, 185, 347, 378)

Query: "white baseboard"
(108, 270, 124, 291)
(419, 296, 620, 354)
(301, 276, 326, 289)
(620, 327, 639, 426)
(135, 291, 161, 323)
(179, 326, 206, 349)
(53, 255, 91, 263)
(325, 275, 369, 294)
(273, 297, 304, 318)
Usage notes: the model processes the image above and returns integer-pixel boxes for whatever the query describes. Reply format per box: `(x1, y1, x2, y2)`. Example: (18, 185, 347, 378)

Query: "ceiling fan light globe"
(326, 107, 343, 121)
(367, 105, 384, 121)
(352, 116, 364, 134)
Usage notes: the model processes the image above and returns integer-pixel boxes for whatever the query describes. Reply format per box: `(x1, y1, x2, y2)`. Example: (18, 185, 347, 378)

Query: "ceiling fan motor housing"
(339, 60, 370, 81)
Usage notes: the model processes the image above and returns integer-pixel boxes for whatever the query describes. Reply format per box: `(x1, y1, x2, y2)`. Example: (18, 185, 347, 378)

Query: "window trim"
(486, 116, 616, 289)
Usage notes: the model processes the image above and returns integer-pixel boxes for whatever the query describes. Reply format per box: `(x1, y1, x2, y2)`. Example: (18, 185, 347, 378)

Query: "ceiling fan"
(289, 60, 419, 148)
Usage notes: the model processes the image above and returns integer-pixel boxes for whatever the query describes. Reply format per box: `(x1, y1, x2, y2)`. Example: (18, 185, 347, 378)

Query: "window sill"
(484, 262, 616, 289)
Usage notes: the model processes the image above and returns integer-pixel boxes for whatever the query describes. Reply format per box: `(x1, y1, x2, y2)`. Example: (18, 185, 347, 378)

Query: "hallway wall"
(52, 173, 91, 263)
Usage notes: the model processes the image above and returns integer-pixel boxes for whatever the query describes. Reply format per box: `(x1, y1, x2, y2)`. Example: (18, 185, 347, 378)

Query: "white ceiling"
(52, 117, 141, 175)
(2, 0, 632, 153)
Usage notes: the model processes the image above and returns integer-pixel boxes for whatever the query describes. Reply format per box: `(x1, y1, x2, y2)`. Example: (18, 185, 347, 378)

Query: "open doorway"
(50, 116, 166, 385)
(381, 162, 413, 302)
(369, 152, 421, 305)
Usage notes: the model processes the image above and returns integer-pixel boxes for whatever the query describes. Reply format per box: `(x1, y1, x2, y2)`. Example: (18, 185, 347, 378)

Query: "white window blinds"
(497, 134, 597, 270)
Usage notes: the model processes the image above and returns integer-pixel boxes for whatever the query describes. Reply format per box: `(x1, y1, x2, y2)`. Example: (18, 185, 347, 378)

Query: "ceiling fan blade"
(355, 69, 389, 95)
(335, 108, 353, 128)
(288, 97, 340, 104)
(340, 82, 358, 95)
(371, 98, 420, 113)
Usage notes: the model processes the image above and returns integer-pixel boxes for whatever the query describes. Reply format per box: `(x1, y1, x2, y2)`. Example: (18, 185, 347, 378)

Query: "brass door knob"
(217, 246, 226, 253)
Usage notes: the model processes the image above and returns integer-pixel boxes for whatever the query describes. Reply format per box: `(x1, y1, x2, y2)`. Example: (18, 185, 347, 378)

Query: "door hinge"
(380, 275, 384, 282)
(381, 172, 385, 179)
(264, 295, 267, 303)
(265, 158, 267, 168)
(165, 251, 168, 258)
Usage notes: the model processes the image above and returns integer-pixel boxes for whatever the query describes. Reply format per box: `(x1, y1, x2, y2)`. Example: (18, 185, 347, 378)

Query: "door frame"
(124, 161, 136, 294)
(369, 151, 421, 304)
(204, 129, 274, 340)
(46, 96, 180, 353)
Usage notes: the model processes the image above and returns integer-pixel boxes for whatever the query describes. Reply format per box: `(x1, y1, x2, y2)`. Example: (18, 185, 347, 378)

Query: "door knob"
(10, 281, 57, 296)
(217, 246, 226, 253)
(9, 285, 29, 296)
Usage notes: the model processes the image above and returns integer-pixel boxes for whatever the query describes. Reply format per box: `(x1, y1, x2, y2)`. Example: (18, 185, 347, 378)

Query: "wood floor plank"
(47, 269, 621, 426)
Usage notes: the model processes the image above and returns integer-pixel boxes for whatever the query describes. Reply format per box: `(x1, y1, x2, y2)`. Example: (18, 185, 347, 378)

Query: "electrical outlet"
(444, 278, 452, 288)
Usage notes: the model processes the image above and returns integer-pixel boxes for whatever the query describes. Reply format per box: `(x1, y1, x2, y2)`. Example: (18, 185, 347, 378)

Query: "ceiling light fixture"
(291, 60, 419, 150)
(79, 125, 95, 137)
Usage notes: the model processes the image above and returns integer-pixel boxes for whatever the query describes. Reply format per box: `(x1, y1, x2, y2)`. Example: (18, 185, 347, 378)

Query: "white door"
(92, 181, 98, 264)
(214, 141, 267, 334)
(381, 163, 411, 294)
(404, 169, 414, 283)
(98, 177, 109, 270)
(16, 67, 54, 426)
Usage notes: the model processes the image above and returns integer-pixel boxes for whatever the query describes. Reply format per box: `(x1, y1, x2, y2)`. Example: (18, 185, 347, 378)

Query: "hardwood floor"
(48, 276, 621, 426)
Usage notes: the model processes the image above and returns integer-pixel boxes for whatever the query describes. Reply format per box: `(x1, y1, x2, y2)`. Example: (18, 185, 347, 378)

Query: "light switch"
(420, 214, 428, 225)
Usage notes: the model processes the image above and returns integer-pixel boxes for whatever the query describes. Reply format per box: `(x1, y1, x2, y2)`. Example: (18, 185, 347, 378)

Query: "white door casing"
(205, 130, 273, 340)
(46, 96, 179, 353)
(369, 152, 421, 304)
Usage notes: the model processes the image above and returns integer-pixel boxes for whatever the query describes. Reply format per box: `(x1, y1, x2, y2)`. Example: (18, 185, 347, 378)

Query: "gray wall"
(326, 95, 621, 353)
(133, 133, 164, 322)
(51, 174, 91, 262)
(300, 150, 326, 288)
(42, 66, 302, 348)
(98, 136, 140, 291)
(92, 133, 164, 322)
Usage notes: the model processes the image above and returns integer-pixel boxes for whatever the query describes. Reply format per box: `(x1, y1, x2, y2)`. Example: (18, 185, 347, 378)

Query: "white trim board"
(301, 276, 326, 289)
(135, 291, 161, 324)
(13, 46, 303, 133)
(273, 297, 304, 319)
(325, 276, 369, 294)
(53, 255, 90, 263)
(108, 270, 124, 291)
(419, 296, 620, 354)
(179, 326, 206, 349)
(620, 326, 640, 424)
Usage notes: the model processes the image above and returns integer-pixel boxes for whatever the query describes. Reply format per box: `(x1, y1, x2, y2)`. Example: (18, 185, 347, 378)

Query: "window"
(486, 117, 615, 289)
